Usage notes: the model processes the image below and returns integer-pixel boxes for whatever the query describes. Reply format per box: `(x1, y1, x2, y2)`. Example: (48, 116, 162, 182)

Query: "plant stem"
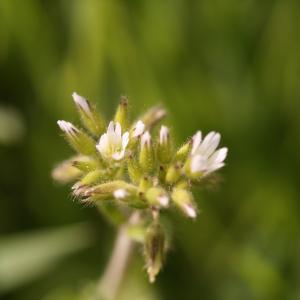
(97, 212, 140, 300)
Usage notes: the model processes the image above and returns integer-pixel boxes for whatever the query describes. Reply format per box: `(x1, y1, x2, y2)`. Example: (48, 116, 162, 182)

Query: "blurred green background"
(1, 1, 300, 299)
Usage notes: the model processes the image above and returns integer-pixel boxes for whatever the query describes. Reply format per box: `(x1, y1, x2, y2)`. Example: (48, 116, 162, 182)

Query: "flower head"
(96, 121, 129, 161)
(190, 131, 228, 175)
(132, 120, 145, 138)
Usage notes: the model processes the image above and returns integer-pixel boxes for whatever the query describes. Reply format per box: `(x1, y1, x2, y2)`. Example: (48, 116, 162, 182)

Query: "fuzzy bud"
(57, 120, 96, 156)
(165, 162, 182, 184)
(157, 125, 172, 164)
(171, 188, 197, 218)
(139, 131, 155, 173)
(145, 187, 169, 208)
(72, 92, 105, 136)
(114, 96, 129, 130)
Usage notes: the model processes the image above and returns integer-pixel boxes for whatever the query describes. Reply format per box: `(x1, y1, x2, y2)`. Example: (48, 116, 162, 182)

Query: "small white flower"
(72, 92, 91, 115)
(141, 131, 151, 148)
(113, 189, 128, 199)
(159, 125, 169, 145)
(132, 120, 145, 137)
(57, 120, 79, 136)
(96, 121, 129, 161)
(190, 131, 228, 175)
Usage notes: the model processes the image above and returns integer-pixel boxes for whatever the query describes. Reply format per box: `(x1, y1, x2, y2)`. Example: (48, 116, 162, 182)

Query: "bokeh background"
(1, 1, 300, 299)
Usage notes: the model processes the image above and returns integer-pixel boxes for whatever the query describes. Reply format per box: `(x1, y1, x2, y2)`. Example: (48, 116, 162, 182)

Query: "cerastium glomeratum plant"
(53, 93, 228, 299)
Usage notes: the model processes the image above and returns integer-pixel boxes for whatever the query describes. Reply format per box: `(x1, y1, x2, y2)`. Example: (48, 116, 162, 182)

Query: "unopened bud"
(127, 155, 142, 184)
(174, 139, 192, 162)
(52, 157, 82, 184)
(72, 92, 105, 136)
(145, 187, 169, 208)
(138, 176, 152, 194)
(140, 105, 166, 130)
(139, 131, 154, 173)
(157, 125, 172, 164)
(144, 222, 166, 283)
(114, 96, 129, 130)
(171, 188, 197, 219)
(57, 120, 96, 156)
(165, 163, 182, 184)
(72, 157, 101, 172)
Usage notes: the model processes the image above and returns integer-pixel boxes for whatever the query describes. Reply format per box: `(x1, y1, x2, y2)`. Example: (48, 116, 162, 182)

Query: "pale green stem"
(97, 212, 140, 300)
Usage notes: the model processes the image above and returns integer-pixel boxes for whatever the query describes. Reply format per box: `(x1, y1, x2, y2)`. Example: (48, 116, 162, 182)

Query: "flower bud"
(139, 105, 166, 130)
(114, 96, 129, 130)
(127, 154, 142, 184)
(72, 92, 105, 136)
(138, 176, 152, 194)
(72, 157, 101, 172)
(144, 222, 166, 283)
(157, 125, 172, 164)
(171, 188, 197, 218)
(139, 131, 155, 173)
(174, 139, 192, 162)
(52, 157, 82, 184)
(145, 187, 169, 208)
(57, 120, 96, 156)
(165, 162, 182, 184)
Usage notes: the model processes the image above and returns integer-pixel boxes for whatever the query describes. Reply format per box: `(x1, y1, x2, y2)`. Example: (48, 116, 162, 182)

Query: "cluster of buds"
(53, 93, 228, 282)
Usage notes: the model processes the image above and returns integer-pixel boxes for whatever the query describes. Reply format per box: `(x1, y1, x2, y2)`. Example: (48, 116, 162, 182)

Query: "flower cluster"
(53, 93, 228, 282)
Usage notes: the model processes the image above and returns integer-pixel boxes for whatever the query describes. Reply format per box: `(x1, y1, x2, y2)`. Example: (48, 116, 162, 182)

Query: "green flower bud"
(157, 125, 172, 164)
(139, 131, 155, 173)
(165, 162, 182, 184)
(127, 154, 142, 184)
(144, 222, 166, 283)
(114, 96, 129, 130)
(72, 157, 101, 173)
(84, 180, 137, 201)
(174, 139, 192, 162)
(138, 176, 152, 194)
(145, 187, 169, 208)
(72, 92, 105, 137)
(171, 188, 197, 218)
(52, 156, 82, 184)
(57, 120, 96, 156)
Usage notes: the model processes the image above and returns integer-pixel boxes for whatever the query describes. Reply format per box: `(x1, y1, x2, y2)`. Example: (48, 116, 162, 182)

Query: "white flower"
(132, 120, 145, 137)
(113, 189, 128, 199)
(96, 121, 129, 161)
(159, 125, 169, 145)
(190, 131, 228, 175)
(72, 92, 91, 115)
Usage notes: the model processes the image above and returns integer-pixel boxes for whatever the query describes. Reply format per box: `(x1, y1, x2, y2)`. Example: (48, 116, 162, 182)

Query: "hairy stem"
(97, 212, 140, 300)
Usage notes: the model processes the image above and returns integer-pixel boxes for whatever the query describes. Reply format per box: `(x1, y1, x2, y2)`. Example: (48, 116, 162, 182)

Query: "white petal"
(191, 131, 202, 154)
(115, 122, 122, 137)
(197, 132, 220, 157)
(72, 92, 91, 114)
(190, 155, 206, 173)
(57, 120, 77, 134)
(205, 162, 225, 175)
(141, 131, 151, 148)
(107, 121, 115, 135)
(97, 133, 109, 156)
(112, 150, 125, 160)
(159, 125, 169, 145)
(122, 132, 129, 149)
(133, 120, 145, 137)
(208, 147, 228, 165)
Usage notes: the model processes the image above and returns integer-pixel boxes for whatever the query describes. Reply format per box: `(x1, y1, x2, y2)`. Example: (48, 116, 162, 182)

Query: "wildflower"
(189, 131, 228, 176)
(96, 121, 129, 161)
